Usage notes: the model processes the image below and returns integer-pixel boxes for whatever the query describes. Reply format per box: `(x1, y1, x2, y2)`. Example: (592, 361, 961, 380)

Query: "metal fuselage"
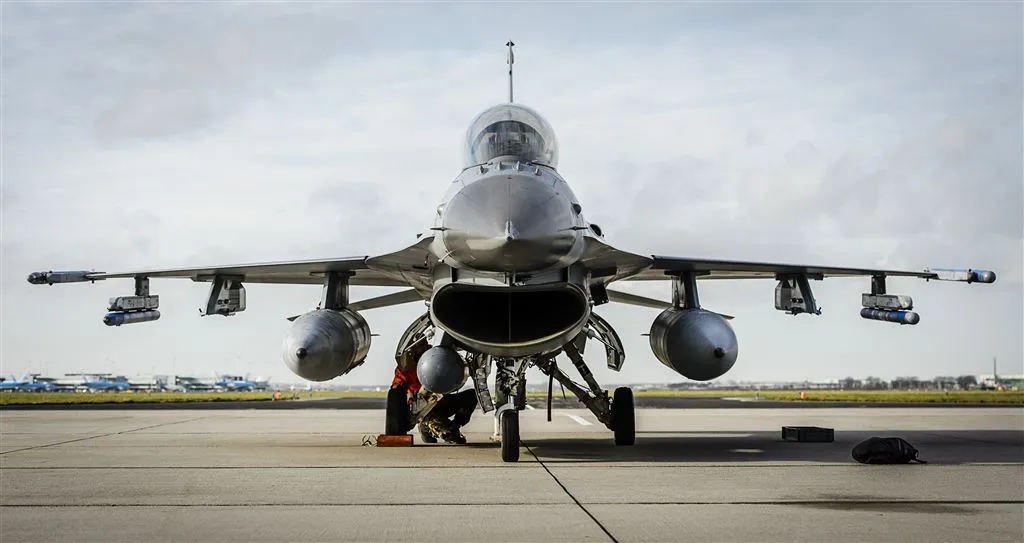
(425, 104, 594, 357)
(432, 158, 586, 273)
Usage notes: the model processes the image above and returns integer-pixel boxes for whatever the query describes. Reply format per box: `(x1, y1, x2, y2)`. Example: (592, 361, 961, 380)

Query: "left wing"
(636, 256, 997, 283)
(582, 237, 995, 321)
(582, 237, 996, 285)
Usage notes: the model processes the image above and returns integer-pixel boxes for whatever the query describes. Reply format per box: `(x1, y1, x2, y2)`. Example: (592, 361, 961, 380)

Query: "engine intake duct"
(430, 282, 589, 356)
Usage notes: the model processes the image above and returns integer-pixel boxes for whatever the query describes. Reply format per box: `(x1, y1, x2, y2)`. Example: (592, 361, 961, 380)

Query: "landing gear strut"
(535, 344, 636, 448)
(492, 358, 528, 462)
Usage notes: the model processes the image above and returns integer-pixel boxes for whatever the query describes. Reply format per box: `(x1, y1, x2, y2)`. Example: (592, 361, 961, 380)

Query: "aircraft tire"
(501, 410, 520, 462)
(385, 386, 410, 435)
(612, 386, 635, 446)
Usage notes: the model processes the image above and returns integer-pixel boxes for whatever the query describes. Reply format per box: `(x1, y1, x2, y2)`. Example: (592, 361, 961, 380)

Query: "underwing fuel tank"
(416, 345, 468, 394)
(103, 310, 160, 326)
(282, 309, 371, 382)
(649, 308, 739, 381)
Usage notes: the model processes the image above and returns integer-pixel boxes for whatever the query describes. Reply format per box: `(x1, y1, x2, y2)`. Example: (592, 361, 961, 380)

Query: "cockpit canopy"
(463, 103, 559, 169)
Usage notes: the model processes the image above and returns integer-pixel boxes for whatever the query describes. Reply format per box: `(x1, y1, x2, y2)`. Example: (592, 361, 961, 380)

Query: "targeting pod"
(860, 308, 919, 325)
(27, 270, 96, 285)
(862, 293, 913, 310)
(103, 310, 161, 327)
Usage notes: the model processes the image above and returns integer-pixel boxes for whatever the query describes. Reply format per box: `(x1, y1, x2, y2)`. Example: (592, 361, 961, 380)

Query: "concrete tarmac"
(2, 407, 1022, 542)
(9, 395, 1023, 410)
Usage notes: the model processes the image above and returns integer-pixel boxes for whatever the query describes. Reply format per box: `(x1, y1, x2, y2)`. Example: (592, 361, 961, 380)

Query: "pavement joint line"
(1, 503, 584, 508)
(0, 416, 207, 456)
(3, 464, 1016, 469)
(524, 441, 619, 543)
(6, 500, 1021, 508)
(0, 465, 548, 470)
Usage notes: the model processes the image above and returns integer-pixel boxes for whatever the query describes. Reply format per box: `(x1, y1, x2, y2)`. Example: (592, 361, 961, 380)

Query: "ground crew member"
(391, 337, 477, 444)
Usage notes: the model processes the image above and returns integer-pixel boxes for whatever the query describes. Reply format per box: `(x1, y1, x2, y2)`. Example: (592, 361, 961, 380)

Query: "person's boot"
(438, 421, 467, 444)
(418, 423, 438, 444)
(419, 416, 449, 444)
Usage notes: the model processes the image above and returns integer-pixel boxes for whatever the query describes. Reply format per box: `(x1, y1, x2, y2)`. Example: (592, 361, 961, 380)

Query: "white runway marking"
(561, 413, 593, 426)
(524, 404, 536, 410)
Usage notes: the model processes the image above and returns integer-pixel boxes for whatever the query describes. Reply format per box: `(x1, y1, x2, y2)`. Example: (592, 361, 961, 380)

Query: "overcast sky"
(2, 2, 1021, 386)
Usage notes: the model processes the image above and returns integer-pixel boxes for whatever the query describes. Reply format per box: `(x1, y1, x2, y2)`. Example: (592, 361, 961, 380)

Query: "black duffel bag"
(852, 437, 927, 464)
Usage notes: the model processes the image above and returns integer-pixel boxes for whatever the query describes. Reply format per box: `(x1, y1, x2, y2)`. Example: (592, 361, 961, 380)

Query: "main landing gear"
(386, 312, 634, 463)
(490, 330, 636, 462)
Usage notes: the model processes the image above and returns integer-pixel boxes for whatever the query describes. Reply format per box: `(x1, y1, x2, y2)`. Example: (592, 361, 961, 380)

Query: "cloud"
(2, 3, 1020, 385)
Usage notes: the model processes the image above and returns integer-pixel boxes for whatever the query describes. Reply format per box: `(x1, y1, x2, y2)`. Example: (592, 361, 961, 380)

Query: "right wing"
(28, 256, 400, 286)
(27, 238, 439, 319)
(28, 237, 437, 290)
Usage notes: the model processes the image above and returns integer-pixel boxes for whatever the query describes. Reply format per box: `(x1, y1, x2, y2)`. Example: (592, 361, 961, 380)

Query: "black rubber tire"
(514, 380, 527, 410)
(612, 386, 635, 446)
(500, 410, 520, 462)
(385, 387, 410, 435)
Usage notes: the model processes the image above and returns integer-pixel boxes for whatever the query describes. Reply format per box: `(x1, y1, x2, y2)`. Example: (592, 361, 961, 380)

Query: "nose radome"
(440, 173, 580, 271)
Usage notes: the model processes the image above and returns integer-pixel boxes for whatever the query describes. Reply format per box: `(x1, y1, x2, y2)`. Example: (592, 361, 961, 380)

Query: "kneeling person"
(391, 338, 477, 444)
(419, 388, 477, 444)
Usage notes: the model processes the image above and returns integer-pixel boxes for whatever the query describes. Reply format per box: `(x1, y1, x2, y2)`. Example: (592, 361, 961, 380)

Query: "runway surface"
(7, 394, 1022, 410)
(2, 406, 1022, 542)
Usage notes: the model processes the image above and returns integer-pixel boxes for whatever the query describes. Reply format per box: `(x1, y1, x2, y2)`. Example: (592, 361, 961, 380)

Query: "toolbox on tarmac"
(781, 426, 834, 442)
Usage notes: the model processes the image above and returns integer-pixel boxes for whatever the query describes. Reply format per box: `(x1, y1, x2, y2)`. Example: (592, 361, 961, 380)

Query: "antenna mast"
(506, 40, 515, 103)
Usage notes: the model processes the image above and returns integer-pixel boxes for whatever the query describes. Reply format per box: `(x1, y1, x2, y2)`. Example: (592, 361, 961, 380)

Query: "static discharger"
(376, 434, 414, 447)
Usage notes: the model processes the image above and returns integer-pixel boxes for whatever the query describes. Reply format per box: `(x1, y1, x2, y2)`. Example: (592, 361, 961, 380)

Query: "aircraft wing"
(582, 237, 996, 285)
(70, 257, 402, 286)
(27, 238, 437, 291)
(632, 256, 996, 283)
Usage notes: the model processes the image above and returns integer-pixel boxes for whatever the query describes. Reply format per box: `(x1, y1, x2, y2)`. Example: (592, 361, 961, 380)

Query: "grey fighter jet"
(27, 44, 996, 461)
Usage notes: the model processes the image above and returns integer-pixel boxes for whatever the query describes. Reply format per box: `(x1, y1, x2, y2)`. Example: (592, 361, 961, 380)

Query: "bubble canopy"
(463, 104, 559, 169)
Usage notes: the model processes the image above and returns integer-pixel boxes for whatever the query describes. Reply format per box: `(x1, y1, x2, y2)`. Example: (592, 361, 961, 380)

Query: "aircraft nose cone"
(441, 172, 581, 271)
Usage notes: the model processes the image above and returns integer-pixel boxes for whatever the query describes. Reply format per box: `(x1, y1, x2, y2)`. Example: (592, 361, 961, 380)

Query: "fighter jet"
(27, 43, 996, 461)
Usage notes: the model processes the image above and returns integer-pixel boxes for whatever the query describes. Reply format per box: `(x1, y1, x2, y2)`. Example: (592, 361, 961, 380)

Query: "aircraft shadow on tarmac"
(520, 430, 1024, 465)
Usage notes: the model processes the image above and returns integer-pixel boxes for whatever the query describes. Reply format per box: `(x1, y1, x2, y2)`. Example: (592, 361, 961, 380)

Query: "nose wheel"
(500, 409, 520, 462)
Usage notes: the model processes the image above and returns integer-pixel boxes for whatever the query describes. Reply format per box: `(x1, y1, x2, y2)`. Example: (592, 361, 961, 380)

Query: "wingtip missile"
(27, 270, 99, 285)
(927, 268, 997, 284)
